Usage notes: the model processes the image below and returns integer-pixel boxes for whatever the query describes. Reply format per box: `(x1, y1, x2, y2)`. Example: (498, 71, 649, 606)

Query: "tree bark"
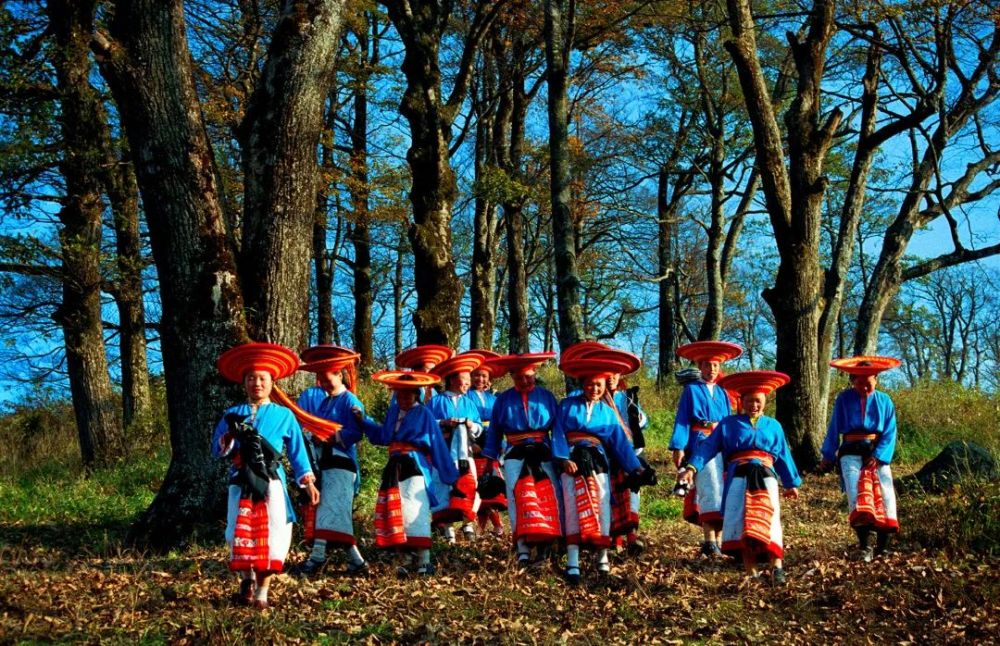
(725, 0, 840, 469)
(103, 139, 151, 434)
(95, 0, 247, 549)
(657, 167, 677, 385)
(313, 191, 334, 345)
(544, 0, 584, 351)
(238, 0, 346, 350)
(48, 0, 123, 467)
(470, 66, 497, 349)
(348, 12, 377, 367)
(379, 0, 502, 345)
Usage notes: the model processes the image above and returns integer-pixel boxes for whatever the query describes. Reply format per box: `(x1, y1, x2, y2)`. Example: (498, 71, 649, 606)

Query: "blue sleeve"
(359, 413, 391, 446)
(821, 393, 844, 462)
(339, 392, 366, 447)
(283, 412, 314, 483)
(482, 394, 503, 459)
(687, 417, 724, 472)
(772, 421, 802, 488)
(551, 400, 571, 461)
(670, 387, 693, 451)
(425, 410, 459, 484)
(873, 394, 897, 464)
(211, 414, 230, 458)
(606, 419, 641, 472)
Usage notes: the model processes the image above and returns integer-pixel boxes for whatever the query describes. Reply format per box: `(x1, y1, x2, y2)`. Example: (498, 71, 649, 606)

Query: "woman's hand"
(783, 487, 799, 499)
(306, 481, 320, 505)
(672, 449, 684, 469)
(563, 460, 578, 475)
(678, 467, 694, 486)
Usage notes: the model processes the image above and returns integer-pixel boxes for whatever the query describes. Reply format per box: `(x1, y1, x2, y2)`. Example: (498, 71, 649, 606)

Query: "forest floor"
(1, 469, 999, 645)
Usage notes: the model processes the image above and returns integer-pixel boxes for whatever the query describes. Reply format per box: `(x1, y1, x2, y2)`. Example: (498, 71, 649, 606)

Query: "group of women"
(211, 340, 901, 608)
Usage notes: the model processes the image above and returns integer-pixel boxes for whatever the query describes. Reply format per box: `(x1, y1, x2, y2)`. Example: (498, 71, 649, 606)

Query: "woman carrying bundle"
(678, 371, 800, 585)
(481, 352, 563, 566)
(820, 356, 901, 562)
(212, 343, 319, 609)
(353, 370, 458, 576)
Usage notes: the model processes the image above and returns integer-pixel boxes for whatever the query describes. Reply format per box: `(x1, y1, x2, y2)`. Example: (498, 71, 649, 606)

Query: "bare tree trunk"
(314, 191, 334, 345)
(393, 228, 406, 356)
(95, 0, 247, 549)
(470, 70, 497, 349)
(102, 140, 150, 434)
(238, 0, 346, 349)
(657, 167, 677, 385)
(380, 0, 501, 345)
(544, 0, 583, 351)
(48, 0, 123, 468)
(724, 0, 841, 469)
(348, 12, 377, 367)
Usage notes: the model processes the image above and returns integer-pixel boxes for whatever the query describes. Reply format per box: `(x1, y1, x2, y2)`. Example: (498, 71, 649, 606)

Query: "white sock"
(254, 585, 268, 602)
(566, 545, 580, 570)
(445, 526, 456, 543)
(516, 538, 530, 561)
(416, 549, 431, 567)
(309, 538, 328, 562)
(596, 548, 610, 572)
(345, 544, 364, 566)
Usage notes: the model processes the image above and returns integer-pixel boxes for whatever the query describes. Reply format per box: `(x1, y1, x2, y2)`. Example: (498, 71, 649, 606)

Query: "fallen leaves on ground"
(1, 474, 998, 644)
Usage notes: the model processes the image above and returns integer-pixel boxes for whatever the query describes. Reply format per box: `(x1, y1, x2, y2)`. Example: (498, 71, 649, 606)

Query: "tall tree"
(47, 0, 123, 466)
(94, 0, 248, 548)
(853, 3, 1000, 354)
(544, 0, 584, 351)
(238, 0, 347, 349)
(379, 0, 505, 346)
(724, 0, 840, 468)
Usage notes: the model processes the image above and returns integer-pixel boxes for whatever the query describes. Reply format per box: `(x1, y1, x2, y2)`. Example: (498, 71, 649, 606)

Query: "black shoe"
(292, 558, 326, 577)
(772, 568, 787, 586)
(346, 561, 369, 577)
(415, 562, 436, 576)
(626, 538, 646, 556)
(564, 567, 581, 586)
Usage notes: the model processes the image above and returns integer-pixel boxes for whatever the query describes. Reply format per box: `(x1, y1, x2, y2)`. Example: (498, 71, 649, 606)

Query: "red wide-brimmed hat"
(717, 370, 790, 397)
(432, 352, 485, 379)
(676, 341, 743, 364)
(462, 349, 502, 375)
(218, 342, 299, 383)
(560, 341, 610, 364)
(372, 369, 441, 390)
(395, 345, 455, 370)
(559, 356, 635, 380)
(581, 349, 642, 375)
(299, 344, 361, 373)
(486, 352, 557, 376)
(829, 355, 901, 376)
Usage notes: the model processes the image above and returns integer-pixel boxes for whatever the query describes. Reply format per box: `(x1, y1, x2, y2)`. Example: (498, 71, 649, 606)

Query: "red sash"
(231, 498, 270, 571)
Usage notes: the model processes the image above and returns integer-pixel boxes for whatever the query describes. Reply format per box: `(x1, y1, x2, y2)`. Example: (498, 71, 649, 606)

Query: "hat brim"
(560, 341, 611, 363)
(218, 342, 299, 383)
(300, 344, 360, 365)
(559, 357, 635, 380)
(300, 355, 360, 374)
(579, 349, 642, 375)
(676, 341, 743, 364)
(432, 353, 485, 378)
(395, 345, 455, 370)
(829, 356, 901, 376)
(717, 370, 790, 397)
(372, 369, 440, 389)
(485, 352, 557, 376)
